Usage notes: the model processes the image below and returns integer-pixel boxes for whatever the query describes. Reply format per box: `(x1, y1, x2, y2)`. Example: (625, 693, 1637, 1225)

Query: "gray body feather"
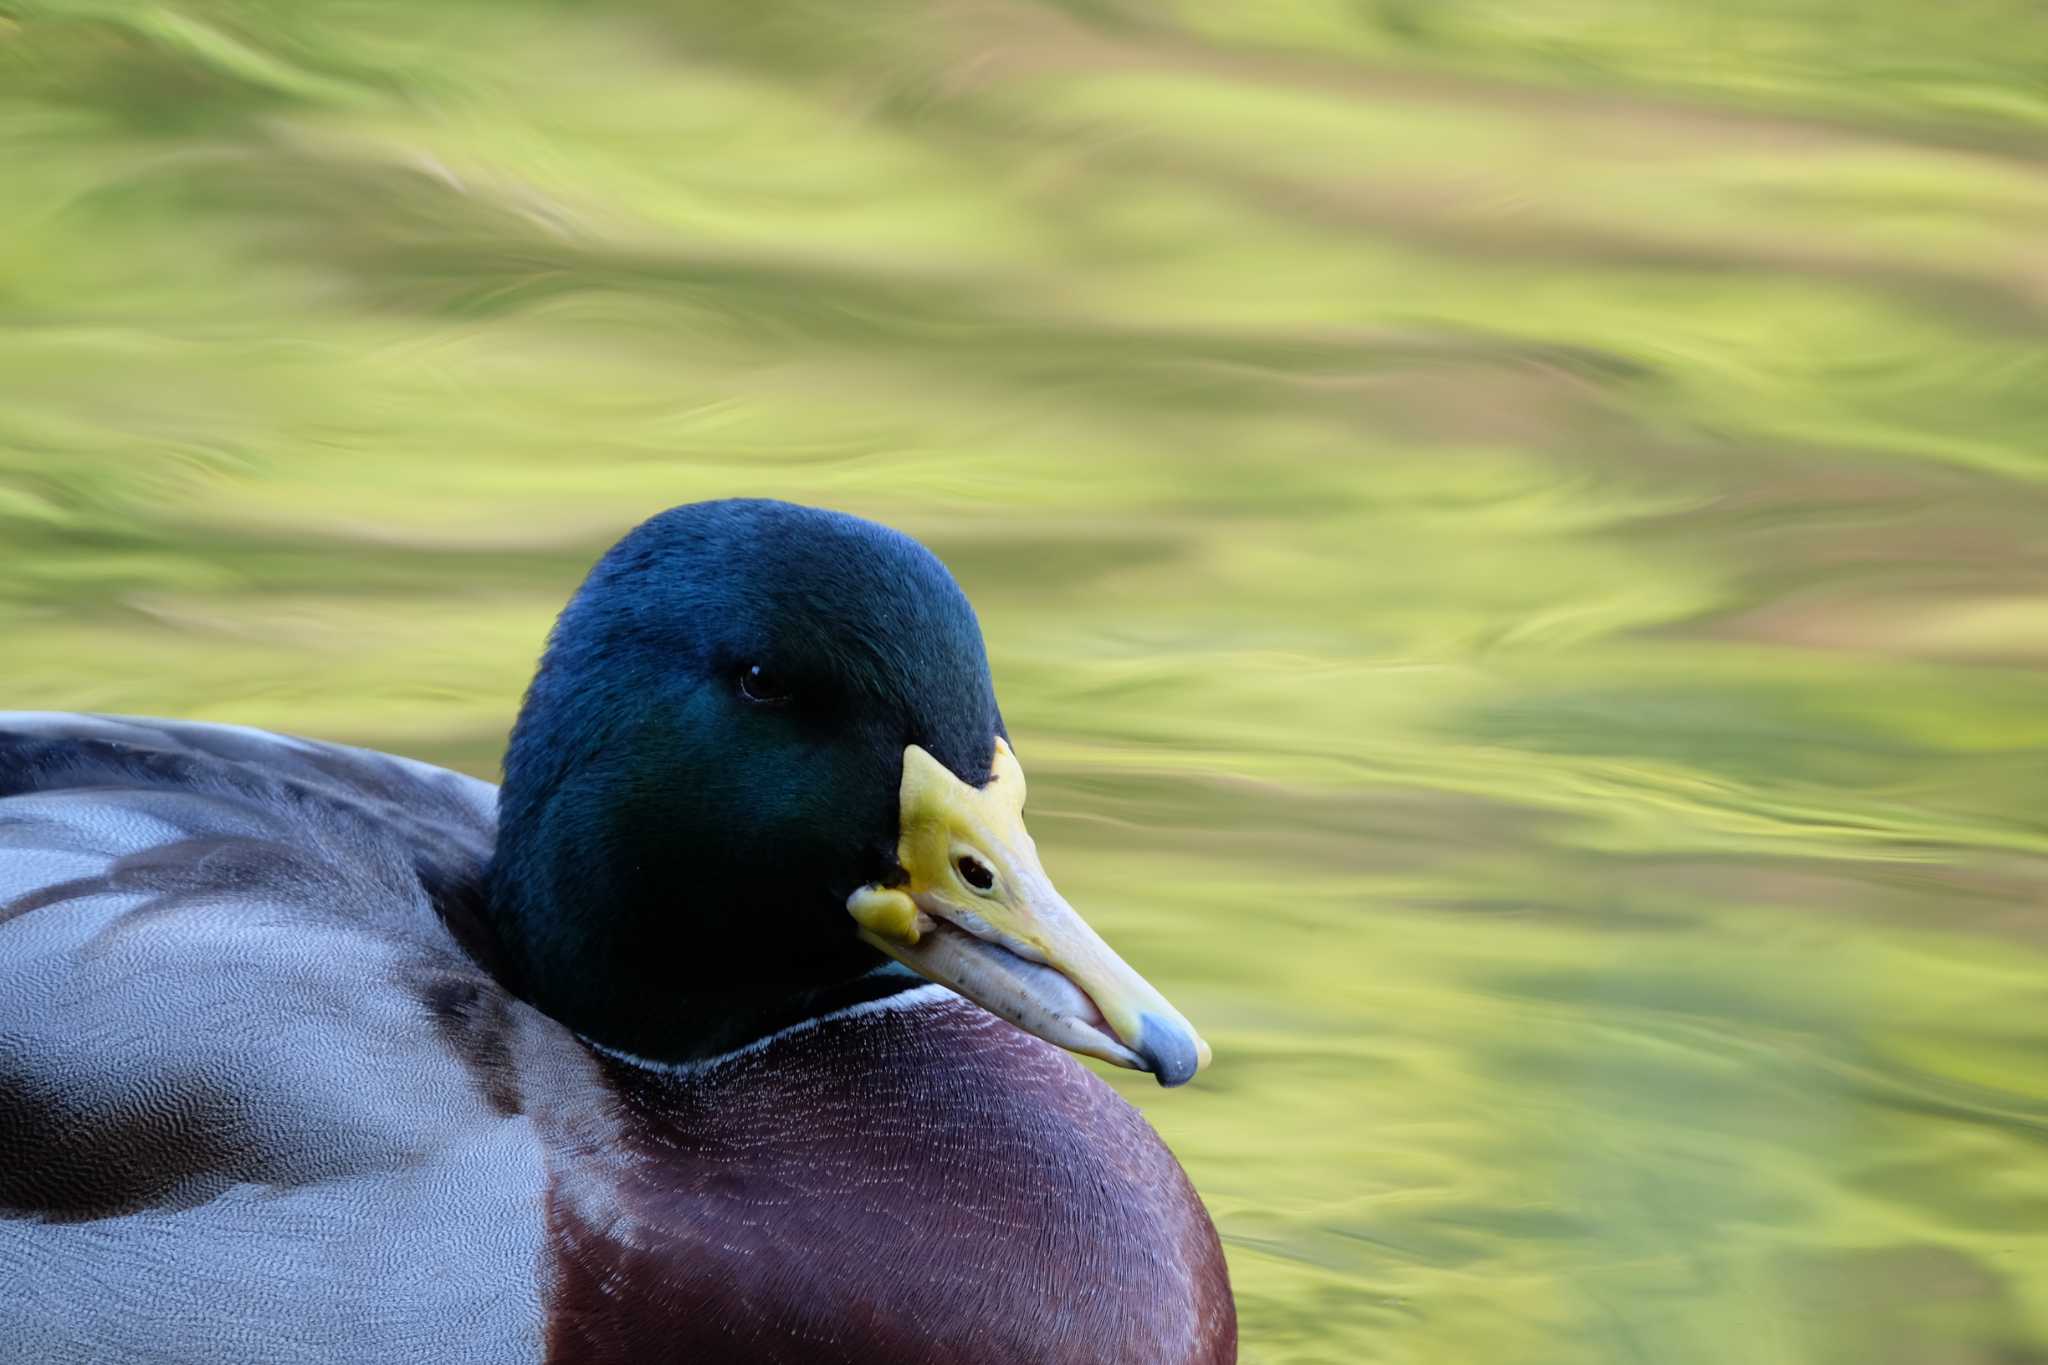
(0, 714, 550, 1364)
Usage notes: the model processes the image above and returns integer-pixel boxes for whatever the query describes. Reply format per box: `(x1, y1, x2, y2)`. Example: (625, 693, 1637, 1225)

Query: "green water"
(8, 1, 2048, 1359)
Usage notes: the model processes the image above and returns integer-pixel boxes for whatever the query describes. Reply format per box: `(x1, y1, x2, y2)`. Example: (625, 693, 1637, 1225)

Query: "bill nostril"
(956, 853, 996, 893)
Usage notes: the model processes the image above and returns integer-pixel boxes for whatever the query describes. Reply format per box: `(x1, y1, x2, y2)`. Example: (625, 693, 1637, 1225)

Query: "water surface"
(6, 2, 2048, 1359)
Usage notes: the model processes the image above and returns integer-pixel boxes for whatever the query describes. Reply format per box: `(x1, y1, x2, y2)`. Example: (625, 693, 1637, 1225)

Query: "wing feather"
(0, 714, 548, 1364)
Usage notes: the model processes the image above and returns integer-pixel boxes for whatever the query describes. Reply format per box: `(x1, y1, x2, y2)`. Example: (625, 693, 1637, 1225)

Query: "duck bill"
(847, 740, 1211, 1087)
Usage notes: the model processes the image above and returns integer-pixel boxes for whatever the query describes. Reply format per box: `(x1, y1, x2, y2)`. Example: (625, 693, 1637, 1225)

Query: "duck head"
(488, 499, 1209, 1086)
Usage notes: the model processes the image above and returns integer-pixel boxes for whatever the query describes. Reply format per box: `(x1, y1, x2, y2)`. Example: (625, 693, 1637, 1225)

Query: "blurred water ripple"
(5, 1, 2048, 1359)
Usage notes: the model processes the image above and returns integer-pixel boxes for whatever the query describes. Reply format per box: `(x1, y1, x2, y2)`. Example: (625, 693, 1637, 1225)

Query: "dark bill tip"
(1136, 1011, 1201, 1088)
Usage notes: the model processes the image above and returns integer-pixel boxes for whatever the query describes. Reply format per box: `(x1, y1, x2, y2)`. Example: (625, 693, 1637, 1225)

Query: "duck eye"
(737, 663, 790, 706)
(956, 854, 996, 893)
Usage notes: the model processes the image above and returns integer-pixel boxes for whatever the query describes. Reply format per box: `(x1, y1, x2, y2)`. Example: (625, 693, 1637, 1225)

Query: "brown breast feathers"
(541, 995, 1235, 1365)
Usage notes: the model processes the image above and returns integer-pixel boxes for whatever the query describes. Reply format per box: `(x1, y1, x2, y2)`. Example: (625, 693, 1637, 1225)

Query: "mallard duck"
(0, 499, 1235, 1364)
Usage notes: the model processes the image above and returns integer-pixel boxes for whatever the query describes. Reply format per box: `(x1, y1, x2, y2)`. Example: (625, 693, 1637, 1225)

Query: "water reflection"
(6, 1, 2048, 1359)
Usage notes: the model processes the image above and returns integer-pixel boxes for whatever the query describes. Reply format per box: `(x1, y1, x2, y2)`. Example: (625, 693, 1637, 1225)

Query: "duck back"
(0, 713, 548, 1363)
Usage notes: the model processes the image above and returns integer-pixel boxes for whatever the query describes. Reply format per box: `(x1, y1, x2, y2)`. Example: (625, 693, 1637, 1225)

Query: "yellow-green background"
(8, 1, 2048, 1360)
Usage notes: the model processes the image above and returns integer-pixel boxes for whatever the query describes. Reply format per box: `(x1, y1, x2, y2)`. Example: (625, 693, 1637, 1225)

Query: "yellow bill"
(847, 739, 1211, 1087)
